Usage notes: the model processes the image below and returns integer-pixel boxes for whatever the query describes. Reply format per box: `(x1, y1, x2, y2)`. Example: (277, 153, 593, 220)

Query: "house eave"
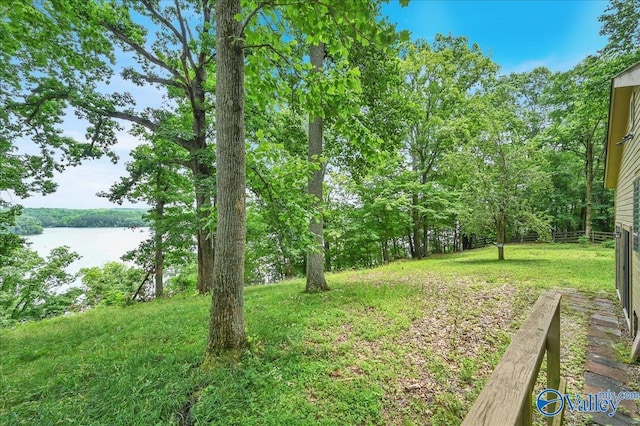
(605, 62, 640, 189)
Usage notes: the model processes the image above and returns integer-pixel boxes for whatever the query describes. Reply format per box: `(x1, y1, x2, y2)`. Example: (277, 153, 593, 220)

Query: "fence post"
(546, 298, 561, 425)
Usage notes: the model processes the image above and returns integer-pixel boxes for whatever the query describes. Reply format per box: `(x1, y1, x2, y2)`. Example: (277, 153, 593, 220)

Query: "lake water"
(26, 227, 151, 277)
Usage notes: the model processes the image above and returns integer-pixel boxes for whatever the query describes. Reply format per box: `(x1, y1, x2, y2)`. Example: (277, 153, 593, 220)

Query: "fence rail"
(460, 231, 614, 253)
(462, 292, 564, 426)
(512, 231, 615, 244)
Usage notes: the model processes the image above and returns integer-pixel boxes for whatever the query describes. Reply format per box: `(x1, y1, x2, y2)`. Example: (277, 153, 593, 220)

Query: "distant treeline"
(9, 208, 148, 235)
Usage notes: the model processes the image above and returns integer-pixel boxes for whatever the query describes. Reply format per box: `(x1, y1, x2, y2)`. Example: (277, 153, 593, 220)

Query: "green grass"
(0, 244, 616, 425)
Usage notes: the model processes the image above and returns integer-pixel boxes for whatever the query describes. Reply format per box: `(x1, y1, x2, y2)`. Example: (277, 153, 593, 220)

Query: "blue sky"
(18, 0, 610, 209)
(382, 0, 608, 73)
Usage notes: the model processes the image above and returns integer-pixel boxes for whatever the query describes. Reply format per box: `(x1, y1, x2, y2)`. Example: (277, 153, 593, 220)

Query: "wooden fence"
(513, 230, 615, 244)
(462, 292, 565, 426)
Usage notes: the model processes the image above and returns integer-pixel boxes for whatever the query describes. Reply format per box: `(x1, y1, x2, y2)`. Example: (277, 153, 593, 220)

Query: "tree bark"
(585, 135, 594, 239)
(207, 0, 246, 358)
(191, 30, 214, 295)
(411, 193, 422, 258)
(305, 42, 329, 293)
(154, 197, 165, 297)
(382, 232, 389, 264)
(422, 220, 429, 256)
(496, 215, 506, 261)
(324, 239, 332, 272)
(195, 180, 214, 294)
(407, 229, 415, 256)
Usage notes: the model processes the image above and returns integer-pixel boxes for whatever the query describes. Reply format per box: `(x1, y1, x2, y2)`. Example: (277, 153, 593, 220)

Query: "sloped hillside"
(0, 244, 616, 425)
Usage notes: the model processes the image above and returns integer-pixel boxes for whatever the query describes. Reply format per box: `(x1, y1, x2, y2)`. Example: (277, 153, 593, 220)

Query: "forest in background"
(6, 208, 147, 235)
(1, 0, 639, 357)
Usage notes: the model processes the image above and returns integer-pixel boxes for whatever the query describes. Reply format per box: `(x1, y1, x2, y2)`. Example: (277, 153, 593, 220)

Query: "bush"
(165, 262, 198, 294)
(0, 246, 80, 327)
(577, 235, 590, 245)
(601, 239, 616, 249)
(80, 262, 145, 307)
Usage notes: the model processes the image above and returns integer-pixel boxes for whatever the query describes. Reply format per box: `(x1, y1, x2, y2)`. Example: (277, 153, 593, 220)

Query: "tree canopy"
(1, 1, 632, 361)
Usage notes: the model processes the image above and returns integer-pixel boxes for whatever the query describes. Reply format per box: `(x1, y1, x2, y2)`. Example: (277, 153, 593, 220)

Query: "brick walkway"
(566, 293, 639, 425)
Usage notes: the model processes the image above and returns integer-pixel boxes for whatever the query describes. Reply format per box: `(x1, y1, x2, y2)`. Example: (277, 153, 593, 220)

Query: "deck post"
(461, 292, 562, 426)
(546, 298, 561, 425)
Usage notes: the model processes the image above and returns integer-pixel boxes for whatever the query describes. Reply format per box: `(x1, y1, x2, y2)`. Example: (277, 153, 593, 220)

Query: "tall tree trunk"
(392, 237, 398, 259)
(195, 179, 214, 294)
(192, 50, 214, 295)
(324, 239, 332, 272)
(305, 42, 329, 293)
(382, 237, 389, 264)
(207, 0, 246, 358)
(407, 229, 415, 256)
(585, 136, 594, 239)
(411, 193, 421, 258)
(422, 220, 429, 256)
(154, 198, 165, 297)
(496, 215, 506, 261)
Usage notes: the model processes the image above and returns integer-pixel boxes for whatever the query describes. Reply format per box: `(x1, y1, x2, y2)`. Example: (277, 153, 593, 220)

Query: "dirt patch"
(378, 282, 533, 424)
(336, 279, 591, 425)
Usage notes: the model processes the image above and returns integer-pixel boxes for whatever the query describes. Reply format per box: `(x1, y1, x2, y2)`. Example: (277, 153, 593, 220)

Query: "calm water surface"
(26, 227, 151, 276)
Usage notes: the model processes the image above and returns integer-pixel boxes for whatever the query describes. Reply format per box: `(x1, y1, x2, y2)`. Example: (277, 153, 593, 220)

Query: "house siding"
(616, 89, 640, 226)
(615, 86, 640, 333)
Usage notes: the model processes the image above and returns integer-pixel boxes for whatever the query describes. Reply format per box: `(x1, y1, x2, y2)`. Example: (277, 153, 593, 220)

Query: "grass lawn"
(0, 244, 618, 425)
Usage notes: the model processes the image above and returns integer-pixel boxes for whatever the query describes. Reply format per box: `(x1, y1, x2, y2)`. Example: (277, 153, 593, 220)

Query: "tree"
(5, 1, 219, 294)
(0, 246, 81, 327)
(544, 54, 640, 236)
(599, 0, 640, 56)
(207, 0, 246, 358)
(323, 32, 413, 268)
(450, 77, 552, 260)
(100, 138, 195, 298)
(1, 3, 115, 266)
(401, 35, 497, 258)
(80, 261, 145, 307)
(305, 42, 329, 293)
(204, 0, 406, 355)
(245, 109, 312, 282)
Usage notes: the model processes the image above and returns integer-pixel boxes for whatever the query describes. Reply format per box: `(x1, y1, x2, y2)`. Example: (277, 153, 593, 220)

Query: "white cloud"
(504, 56, 558, 74)
(18, 156, 148, 209)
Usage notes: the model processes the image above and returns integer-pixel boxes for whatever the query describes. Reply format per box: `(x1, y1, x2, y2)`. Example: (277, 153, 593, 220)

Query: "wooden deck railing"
(462, 292, 564, 426)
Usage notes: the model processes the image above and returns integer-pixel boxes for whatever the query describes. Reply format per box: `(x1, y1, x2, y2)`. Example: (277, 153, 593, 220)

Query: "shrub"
(165, 262, 198, 295)
(601, 239, 616, 249)
(80, 262, 145, 307)
(0, 246, 80, 327)
(577, 235, 590, 245)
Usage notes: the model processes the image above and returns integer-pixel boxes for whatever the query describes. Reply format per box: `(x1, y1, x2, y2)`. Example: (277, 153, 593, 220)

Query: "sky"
(15, 0, 610, 209)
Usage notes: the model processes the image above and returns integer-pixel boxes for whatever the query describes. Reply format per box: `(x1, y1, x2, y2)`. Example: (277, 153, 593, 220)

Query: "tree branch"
(241, 1, 272, 37)
(248, 164, 276, 205)
(103, 22, 187, 85)
(101, 110, 192, 150)
(105, 110, 158, 132)
(201, 1, 215, 66)
(139, 0, 185, 48)
(123, 68, 188, 90)
(244, 43, 294, 68)
(173, 0, 198, 71)
(22, 91, 66, 124)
